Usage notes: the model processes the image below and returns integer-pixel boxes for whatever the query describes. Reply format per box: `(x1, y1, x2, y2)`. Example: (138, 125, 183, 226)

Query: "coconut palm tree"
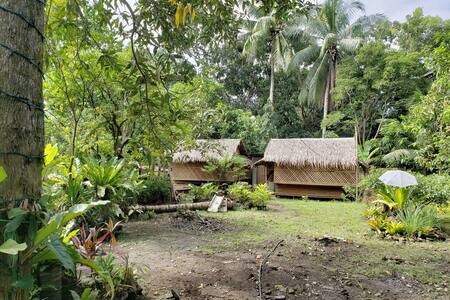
(242, 6, 294, 112)
(287, 0, 383, 137)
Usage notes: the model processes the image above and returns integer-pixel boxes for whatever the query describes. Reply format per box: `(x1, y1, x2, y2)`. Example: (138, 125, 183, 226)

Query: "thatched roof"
(172, 139, 246, 163)
(261, 138, 357, 169)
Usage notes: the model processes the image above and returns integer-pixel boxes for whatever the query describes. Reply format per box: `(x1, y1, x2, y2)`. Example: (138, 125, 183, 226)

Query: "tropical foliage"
(1, 0, 448, 297)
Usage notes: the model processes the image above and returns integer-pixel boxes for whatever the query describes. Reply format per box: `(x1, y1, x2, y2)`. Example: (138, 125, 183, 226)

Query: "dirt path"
(119, 212, 448, 300)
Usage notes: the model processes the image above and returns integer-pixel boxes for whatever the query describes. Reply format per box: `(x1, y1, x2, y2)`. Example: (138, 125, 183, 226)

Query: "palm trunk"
(269, 53, 275, 111)
(0, 0, 45, 298)
(321, 71, 331, 138)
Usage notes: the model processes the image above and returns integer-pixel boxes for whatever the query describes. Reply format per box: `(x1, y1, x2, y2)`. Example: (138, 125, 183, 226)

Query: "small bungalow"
(170, 139, 248, 192)
(258, 138, 357, 199)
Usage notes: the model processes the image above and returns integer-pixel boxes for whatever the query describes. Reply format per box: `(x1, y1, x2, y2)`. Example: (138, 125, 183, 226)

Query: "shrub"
(82, 157, 125, 199)
(203, 155, 248, 182)
(248, 184, 273, 209)
(341, 186, 356, 201)
(410, 173, 450, 206)
(385, 220, 406, 235)
(363, 206, 383, 219)
(178, 192, 196, 203)
(137, 174, 171, 205)
(358, 168, 387, 196)
(397, 204, 440, 237)
(188, 183, 219, 202)
(367, 216, 387, 233)
(227, 182, 251, 204)
(374, 185, 409, 211)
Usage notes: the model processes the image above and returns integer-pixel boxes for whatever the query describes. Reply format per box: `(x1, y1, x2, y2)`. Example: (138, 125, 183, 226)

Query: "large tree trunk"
(0, 0, 45, 298)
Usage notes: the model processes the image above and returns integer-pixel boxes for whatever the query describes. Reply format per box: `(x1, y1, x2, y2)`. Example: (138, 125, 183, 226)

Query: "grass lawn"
(200, 199, 450, 285)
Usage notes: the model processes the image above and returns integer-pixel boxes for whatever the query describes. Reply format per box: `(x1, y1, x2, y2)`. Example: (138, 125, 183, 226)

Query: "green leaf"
(0, 239, 27, 255)
(0, 165, 6, 183)
(44, 144, 59, 166)
(35, 201, 109, 246)
(32, 247, 57, 265)
(12, 275, 34, 289)
(48, 235, 75, 273)
(63, 229, 79, 244)
(8, 207, 27, 219)
(5, 213, 27, 233)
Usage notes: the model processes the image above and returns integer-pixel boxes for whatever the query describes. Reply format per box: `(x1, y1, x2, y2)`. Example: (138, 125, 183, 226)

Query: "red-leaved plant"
(72, 218, 121, 259)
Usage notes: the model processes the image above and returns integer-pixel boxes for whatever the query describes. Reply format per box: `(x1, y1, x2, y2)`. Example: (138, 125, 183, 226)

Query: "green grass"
(199, 199, 449, 284)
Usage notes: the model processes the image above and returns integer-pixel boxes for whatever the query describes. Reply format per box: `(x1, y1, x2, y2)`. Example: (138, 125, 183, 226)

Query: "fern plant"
(82, 157, 125, 199)
(188, 183, 219, 202)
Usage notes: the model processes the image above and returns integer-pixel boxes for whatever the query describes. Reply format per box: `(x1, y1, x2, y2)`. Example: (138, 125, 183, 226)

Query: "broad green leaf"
(12, 275, 34, 289)
(0, 239, 27, 255)
(63, 229, 79, 244)
(44, 143, 59, 166)
(34, 219, 58, 246)
(32, 247, 57, 265)
(35, 201, 109, 246)
(48, 235, 75, 273)
(5, 213, 27, 233)
(8, 207, 26, 219)
(0, 165, 6, 183)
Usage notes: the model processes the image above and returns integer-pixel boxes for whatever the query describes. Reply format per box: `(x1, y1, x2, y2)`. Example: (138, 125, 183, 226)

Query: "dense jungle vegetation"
(0, 0, 448, 299)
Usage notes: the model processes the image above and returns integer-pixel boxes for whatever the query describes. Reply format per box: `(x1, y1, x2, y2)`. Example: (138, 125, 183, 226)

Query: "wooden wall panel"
(171, 163, 251, 183)
(275, 184, 343, 199)
(274, 166, 356, 186)
(171, 163, 214, 181)
(256, 165, 267, 184)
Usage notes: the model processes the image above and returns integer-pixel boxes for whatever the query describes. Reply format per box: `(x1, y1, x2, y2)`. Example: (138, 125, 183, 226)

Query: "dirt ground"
(120, 207, 449, 300)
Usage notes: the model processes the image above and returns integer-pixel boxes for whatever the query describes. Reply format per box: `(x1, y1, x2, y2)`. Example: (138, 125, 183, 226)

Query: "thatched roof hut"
(171, 139, 248, 191)
(261, 138, 357, 169)
(259, 138, 357, 199)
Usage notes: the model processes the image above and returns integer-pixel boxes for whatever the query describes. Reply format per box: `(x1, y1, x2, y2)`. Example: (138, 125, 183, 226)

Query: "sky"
(359, 0, 450, 21)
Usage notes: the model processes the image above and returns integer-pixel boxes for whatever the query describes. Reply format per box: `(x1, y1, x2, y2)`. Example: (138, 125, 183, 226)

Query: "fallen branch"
(258, 239, 284, 300)
(137, 201, 234, 213)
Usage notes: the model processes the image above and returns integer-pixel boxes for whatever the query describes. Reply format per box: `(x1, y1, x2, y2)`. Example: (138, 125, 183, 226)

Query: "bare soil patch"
(120, 213, 449, 300)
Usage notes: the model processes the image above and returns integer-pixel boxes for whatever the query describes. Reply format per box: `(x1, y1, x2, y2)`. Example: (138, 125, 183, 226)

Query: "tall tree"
(242, 3, 297, 111)
(287, 0, 380, 137)
(0, 0, 45, 298)
(243, 0, 311, 112)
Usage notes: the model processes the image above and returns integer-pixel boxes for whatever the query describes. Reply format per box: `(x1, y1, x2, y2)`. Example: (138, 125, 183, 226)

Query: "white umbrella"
(379, 170, 418, 187)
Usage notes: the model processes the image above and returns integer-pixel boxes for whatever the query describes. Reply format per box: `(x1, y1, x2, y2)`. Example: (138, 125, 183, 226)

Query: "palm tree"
(0, 1, 45, 298)
(242, 6, 294, 111)
(287, 0, 382, 137)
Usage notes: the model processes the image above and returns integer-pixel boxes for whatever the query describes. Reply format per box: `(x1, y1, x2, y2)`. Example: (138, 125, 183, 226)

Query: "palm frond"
(307, 52, 330, 107)
(382, 149, 413, 164)
(273, 34, 294, 72)
(338, 37, 361, 54)
(253, 15, 275, 35)
(242, 30, 266, 60)
(344, 14, 388, 38)
(288, 45, 320, 72)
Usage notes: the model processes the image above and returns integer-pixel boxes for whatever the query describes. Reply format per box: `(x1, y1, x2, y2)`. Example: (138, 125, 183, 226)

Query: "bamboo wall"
(275, 184, 343, 199)
(274, 165, 356, 187)
(171, 162, 215, 182)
